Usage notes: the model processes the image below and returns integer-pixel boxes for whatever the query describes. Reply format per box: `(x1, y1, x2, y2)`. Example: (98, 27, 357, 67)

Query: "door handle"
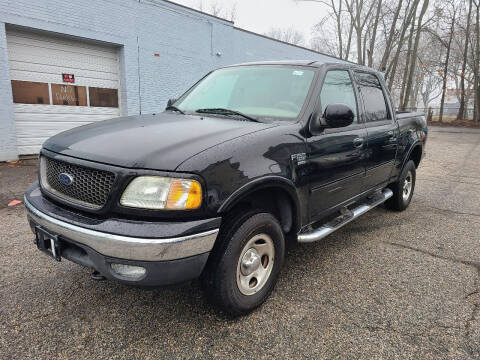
(353, 137, 364, 148)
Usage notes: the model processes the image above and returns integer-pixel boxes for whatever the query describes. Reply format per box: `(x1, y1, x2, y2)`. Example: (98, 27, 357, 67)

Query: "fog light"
(110, 263, 146, 279)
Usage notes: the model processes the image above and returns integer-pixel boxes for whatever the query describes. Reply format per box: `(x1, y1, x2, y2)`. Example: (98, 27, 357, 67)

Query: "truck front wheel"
(386, 160, 416, 211)
(202, 211, 285, 316)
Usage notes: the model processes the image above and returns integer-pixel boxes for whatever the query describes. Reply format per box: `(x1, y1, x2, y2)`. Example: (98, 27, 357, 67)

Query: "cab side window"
(320, 70, 358, 124)
(355, 72, 391, 122)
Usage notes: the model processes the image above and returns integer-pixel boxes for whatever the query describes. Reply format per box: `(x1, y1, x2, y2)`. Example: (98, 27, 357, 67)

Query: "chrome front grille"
(40, 156, 116, 209)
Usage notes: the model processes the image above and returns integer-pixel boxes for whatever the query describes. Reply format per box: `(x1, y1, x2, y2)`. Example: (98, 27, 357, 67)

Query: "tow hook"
(91, 270, 106, 281)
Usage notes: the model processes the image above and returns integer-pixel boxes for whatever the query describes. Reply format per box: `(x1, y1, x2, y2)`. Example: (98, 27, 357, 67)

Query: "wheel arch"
(403, 141, 423, 169)
(218, 176, 302, 235)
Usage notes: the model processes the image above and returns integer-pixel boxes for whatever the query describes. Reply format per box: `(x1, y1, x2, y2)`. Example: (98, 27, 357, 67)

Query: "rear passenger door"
(354, 72, 398, 189)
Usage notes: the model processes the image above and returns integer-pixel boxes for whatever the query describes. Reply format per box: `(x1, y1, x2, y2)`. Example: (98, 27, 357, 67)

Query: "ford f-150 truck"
(25, 60, 427, 315)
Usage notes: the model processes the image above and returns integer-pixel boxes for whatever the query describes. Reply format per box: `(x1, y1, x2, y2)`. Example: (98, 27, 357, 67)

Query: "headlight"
(120, 176, 202, 210)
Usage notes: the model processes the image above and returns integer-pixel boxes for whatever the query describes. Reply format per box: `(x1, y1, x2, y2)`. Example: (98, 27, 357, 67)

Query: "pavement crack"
(465, 271, 480, 338)
(385, 241, 480, 343)
(466, 290, 479, 299)
(417, 176, 480, 187)
(384, 241, 480, 270)
(415, 202, 480, 218)
(466, 302, 480, 336)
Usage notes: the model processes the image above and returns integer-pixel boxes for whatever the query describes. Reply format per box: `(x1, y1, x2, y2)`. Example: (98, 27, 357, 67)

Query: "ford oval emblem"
(58, 173, 74, 186)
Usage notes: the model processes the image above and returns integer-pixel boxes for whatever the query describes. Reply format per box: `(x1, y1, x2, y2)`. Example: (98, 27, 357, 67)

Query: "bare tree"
(196, 0, 237, 22)
(474, 0, 480, 122)
(401, 0, 430, 110)
(304, 0, 480, 119)
(436, 2, 457, 122)
(379, 0, 404, 71)
(367, 0, 382, 66)
(265, 27, 306, 46)
(457, 0, 473, 120)
(399, 18, 416, 108)
(387, 0, 419, 91)
(344, 0, 378, 65)
(306, 0, 351, 59)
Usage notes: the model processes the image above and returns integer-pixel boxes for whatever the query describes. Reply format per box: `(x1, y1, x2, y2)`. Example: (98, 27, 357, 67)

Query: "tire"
(385, 160, 416, 211)
(202, 210, 285, 316)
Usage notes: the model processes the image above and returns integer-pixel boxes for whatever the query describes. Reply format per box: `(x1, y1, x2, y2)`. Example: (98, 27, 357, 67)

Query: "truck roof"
(225, 60, 379, 74)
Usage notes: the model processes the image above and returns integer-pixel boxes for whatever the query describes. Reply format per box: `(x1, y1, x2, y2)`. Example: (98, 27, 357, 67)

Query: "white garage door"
(7, 29, 120, 155)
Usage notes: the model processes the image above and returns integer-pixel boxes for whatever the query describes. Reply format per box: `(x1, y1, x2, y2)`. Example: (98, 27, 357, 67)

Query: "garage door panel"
(10, 70, 119, 89)
(15, 114, 119, 154)
(7, 32, 118, 60)
(8, 45, 118, 74)
(14, 104, 119, 115)
(7, 30, 120, 155)
(15, 115, 118, 128)
(16, 121, 107, 137)
(7, 41, 118, 65)
(9, 61, 118, 82)
(15, 114, 118, 126)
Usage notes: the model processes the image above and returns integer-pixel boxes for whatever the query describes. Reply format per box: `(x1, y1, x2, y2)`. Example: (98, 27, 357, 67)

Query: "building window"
(51, 84, 87, 106)
(89, 87, 118, 108)
(11, 80, 50, 105)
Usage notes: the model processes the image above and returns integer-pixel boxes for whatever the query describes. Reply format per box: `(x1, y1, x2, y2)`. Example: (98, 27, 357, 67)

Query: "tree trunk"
(356, 25, 363, 64)
(400, 21, 416, 110)
(345, 17, 354, 61)
(475, 2, 480, 122)
(380, 0, 403, 71)
(402, 0, 429, 110)
(427, 107, 433, 123)
(368, 0, 382, 67)
(439, 13, 456, 123)
(411, 71, 423, 109)
(335, 0, 343, 59)
(457, 0, 473, 120)
(362, 25, 369, 65)
(387, 0, 419, 90)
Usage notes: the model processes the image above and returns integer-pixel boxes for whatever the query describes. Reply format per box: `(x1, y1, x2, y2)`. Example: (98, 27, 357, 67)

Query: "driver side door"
(306, 69, 368, 221)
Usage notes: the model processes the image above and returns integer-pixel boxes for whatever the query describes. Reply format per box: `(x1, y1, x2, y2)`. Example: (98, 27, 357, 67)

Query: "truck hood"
(43, 113, 277, 170)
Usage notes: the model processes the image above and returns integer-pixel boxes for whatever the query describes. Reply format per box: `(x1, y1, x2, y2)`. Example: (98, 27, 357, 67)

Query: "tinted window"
(89, 87, 118, 108)
(11, 80, 50, 105)
(320, 70, 358, 123)
(355, 72, 390, 122)
(51, 84, 87, 106)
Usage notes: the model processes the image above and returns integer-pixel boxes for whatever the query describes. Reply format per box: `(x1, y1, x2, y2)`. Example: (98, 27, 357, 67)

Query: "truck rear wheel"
(385, 160, 416, 211)
(202, 211, 285, 316)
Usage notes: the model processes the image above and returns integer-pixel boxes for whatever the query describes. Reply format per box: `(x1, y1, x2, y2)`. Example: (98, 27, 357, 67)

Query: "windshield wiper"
(195, 108, 260, 122)
(165, 105, 185, 114)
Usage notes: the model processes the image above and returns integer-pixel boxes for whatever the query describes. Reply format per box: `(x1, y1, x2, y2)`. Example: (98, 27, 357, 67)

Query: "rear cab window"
(354, 72, 391, 122)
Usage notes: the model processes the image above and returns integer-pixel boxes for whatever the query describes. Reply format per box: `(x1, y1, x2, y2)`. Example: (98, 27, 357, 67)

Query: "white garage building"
(7, 29, 120, 155)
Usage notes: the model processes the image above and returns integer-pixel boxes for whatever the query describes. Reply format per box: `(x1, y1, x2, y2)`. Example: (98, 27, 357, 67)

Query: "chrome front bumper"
(25, 197, 219, 262)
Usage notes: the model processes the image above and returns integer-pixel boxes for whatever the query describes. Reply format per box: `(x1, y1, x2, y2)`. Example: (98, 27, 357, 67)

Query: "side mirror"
(308, 111, 323, 135)
(323, 104, 354, 128)
(166, 98, 177, 107)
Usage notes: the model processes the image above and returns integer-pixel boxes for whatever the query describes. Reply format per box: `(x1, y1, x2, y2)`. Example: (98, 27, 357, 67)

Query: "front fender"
(218, 175, 304, 233)
(218, 175, 299, 213)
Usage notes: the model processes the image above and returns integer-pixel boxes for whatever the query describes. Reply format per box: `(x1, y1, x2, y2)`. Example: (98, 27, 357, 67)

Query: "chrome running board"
(297, 188, 393, 243)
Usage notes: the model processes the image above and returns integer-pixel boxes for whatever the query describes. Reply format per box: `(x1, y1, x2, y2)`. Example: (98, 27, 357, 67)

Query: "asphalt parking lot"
(1, 126, 479, 359)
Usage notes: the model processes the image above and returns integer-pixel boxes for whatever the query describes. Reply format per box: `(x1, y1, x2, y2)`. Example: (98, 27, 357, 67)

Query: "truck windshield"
(174, 66, 315, 121)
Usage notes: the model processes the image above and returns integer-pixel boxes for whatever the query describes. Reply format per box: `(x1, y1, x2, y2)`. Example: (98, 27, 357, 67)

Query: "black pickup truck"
(25, 60, 427, 315)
